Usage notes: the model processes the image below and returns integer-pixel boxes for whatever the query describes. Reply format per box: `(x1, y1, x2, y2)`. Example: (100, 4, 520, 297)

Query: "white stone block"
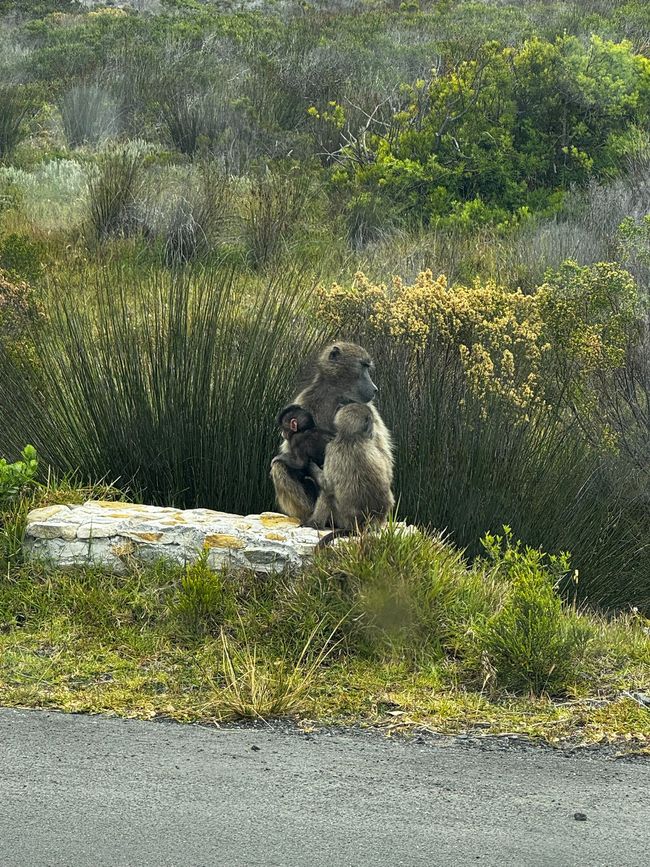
(23, 500, 329, 575)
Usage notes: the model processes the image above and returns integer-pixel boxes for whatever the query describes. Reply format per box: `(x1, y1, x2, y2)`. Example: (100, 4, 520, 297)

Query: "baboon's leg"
(307, 491, 337, 529)
(270, 460, 316, 523)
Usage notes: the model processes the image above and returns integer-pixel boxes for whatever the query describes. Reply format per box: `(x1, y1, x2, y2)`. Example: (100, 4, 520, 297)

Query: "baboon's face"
(319, 342, 378, 403)
(334, 403, 374, 438)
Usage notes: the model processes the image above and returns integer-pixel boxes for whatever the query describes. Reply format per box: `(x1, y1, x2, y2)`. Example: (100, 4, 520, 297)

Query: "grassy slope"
(1, 490, 648, 752)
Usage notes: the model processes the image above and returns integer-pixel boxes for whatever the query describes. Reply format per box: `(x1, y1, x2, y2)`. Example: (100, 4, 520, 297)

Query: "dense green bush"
(280, 527, 494, 661)
(334, 35, 650, 226)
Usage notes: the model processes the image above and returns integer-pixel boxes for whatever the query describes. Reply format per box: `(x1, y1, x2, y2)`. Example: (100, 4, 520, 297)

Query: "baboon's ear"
(329, 345, 341, 361)
(277, 403, 300, 425)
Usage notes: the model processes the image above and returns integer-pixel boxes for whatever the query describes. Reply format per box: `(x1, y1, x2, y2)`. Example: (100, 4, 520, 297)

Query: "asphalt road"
(0, 708, 648, 867)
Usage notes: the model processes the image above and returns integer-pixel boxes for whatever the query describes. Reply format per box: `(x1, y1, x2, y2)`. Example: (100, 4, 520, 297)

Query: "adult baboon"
(271, 342, 392, 522)
(308, 402, 394, 531)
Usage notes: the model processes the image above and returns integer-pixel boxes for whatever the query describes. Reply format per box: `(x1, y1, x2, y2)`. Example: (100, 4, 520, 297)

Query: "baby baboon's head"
(334, 402, 374, 439)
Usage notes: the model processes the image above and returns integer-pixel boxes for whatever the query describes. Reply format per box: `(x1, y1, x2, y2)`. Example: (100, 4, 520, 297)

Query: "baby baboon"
(271, 342, 392, 522)
(272, 403, 331, 473)
(308, 402, 394, 531)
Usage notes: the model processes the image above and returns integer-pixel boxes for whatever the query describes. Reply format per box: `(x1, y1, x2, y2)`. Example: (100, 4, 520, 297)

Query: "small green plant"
(0, 445, 38, 506)
(472, 527, 593, 696)
(171, 554, 235, 639)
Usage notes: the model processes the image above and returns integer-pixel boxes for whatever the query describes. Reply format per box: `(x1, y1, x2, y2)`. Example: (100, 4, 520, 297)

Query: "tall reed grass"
(0, 265, 323, 512)
(372, 342, 649, 610)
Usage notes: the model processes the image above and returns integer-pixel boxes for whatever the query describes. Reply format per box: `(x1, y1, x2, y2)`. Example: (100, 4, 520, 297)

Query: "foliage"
(0, 514, 648, 733)
(0, 445, 38, 506)
(317, 265, 650, 609)
(163, 162, 231, 267)
(333, 36, 650, 226)
(280, 527, 494, 661)
(159, 90, 223, 157)
(0, 85, 40, 161)
(218, 620, 339, 720)
(471, 528, 593, 696)
(0, 234, 45, 282)
(0, 266, 323, 512)
(170, 553, 236, 640)
(60, 83, 119, 148)
(319, 269, 547, 418)
(244, 166, 315, 269)
(87, 142, 148, 242)
(0, 269, 44, 339)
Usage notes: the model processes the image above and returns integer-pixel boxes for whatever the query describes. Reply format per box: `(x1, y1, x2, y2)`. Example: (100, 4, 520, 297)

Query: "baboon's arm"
(307, 461, 325, 488)
(307, 491, 337, 529)
(271, 452, 307, 471)
(270, 460, 316, 524)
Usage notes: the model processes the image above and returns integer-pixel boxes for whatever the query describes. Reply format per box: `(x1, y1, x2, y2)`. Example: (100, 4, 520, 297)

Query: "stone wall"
(23, 500, 327, 575)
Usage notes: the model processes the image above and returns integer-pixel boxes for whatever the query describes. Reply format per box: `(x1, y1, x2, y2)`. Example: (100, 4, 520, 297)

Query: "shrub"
(0, 85, 39, 161)
(170, 555, 235, 639)
(244, 166, 314, 269)
(0, 234, 45, 282)
(218, 622, 338, 720)
(160, 90, 223, 157)
(0, 445, 38, 507)
(87, 143, 148, 242)
(335, 36, 650, 225)
(0, 160, 88, 233)
(0, 269, 44, 340)
(163, 163, 231, 267)
(60, 84, 119, 148)
(279, 527, 494, 661)
(470, 528, 593, 696)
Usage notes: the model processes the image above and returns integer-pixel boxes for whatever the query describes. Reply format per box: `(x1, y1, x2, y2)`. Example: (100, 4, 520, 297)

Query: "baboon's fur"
(308, 402, 395, 531)
(270, 342, 392, 522)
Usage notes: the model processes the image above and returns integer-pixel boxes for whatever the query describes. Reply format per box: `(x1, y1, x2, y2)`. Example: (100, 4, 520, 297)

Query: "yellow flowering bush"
(318, 270, 548, 419)
(318, 262, 642, 429)
(536, 261, 639, 377)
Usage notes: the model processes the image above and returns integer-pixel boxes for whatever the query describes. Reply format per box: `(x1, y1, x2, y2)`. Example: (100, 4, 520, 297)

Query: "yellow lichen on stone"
(265, 532, 288, 542)
(131, 532, 163, 542)
(94, 501, 142, 510)
(204, 534, 246, 549)
(106, 511, 146, 519)
(111, 541, 136, 558)
(259, 514, 301, 528)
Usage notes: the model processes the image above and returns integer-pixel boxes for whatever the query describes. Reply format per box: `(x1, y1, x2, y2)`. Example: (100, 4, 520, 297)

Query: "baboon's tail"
(316, 529, 354, 549)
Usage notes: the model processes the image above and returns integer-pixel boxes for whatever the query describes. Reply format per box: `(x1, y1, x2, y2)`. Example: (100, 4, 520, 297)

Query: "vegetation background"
(0, 0, 649, 735)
